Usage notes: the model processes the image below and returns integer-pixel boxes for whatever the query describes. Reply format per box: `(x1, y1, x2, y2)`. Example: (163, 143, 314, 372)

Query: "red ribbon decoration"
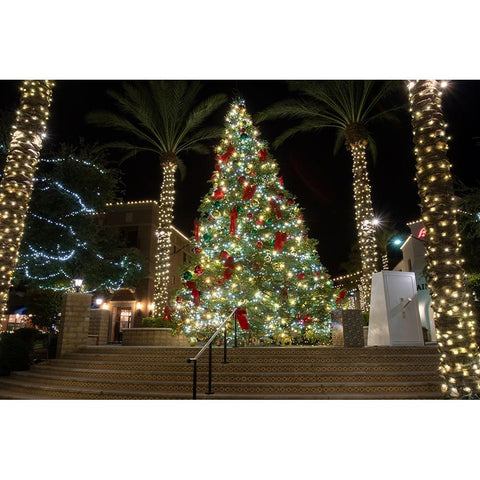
(242, 184, 257, 200)
(221, 144, 235, 163)
(162, 306, 172, 322)
(229, 206, 238, 234)
(269, 199, 282, 219)
(299, 313, 313, 325)
(259, 149, 268, 162)
(224, 256, 235, 270)
(278, 176, 283, 186)
(335, 289, 347, 306)
(185, 280, 201, 306)
(274, 231, 288, 251)
(212, 188, 224, 200)
(222, 269, 232, 282)
(235, 308, 249, 331)
(194, 219, 199, 242)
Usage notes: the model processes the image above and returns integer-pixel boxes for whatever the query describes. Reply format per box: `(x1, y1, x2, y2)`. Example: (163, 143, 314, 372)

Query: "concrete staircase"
(0, 345, 443, 399)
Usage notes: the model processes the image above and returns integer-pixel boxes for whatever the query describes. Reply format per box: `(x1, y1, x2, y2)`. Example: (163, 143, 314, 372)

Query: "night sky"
(1, 79, 480, 277)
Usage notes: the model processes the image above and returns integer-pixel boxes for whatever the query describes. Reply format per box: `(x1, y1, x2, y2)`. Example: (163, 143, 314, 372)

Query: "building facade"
(97, 201, 191, 340)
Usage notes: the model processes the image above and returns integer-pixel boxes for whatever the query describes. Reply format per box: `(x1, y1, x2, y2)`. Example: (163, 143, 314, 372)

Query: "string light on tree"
(0, 80, 54, 319)
(408, 79, 480, 398)
(347, 125, 379, 311)
(153, 159, 176, 317)
(173, 99, 338, 345)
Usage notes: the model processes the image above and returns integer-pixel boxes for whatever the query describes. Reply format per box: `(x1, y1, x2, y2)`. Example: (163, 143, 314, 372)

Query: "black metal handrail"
(187, 308, 238, 399)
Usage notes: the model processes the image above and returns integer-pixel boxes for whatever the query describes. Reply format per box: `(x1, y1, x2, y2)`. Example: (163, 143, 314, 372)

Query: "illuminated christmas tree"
(14, 149, 145, 293)
(173, 99, 337, 344)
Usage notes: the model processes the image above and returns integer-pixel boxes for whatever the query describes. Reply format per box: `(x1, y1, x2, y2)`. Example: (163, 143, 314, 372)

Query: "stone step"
(32, 361, 439, 375)
(0, 345, 443, 400)
(0, 382, 442, 400)
(0, 375, 441, 399)
(26, 366, 440, 383)
(62, 352, 440, 365)
(2, 370, 441, 394)
(75, 345, 439, 357)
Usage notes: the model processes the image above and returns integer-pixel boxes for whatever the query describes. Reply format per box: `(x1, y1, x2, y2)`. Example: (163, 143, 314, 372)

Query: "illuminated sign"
(417, 227, 426, 239)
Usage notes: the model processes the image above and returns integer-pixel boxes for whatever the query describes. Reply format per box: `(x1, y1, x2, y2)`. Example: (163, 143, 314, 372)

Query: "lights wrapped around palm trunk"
(0, 80, 54, 318)
(408, 79, 480, 398)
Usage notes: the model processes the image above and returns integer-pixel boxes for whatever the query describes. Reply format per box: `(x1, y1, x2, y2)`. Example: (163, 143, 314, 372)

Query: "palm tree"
(257, 80, 400, 311)
(88, 81, 227, 316)
(407, 80, 480, 398)
(0, 80, 54, 319)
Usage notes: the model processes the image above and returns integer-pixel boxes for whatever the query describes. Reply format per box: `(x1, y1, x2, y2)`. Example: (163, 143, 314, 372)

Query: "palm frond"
(272, 119, 336, 149)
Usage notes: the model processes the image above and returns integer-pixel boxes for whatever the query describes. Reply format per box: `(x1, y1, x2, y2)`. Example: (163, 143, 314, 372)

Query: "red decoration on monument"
(256, 241, 263, 248)
(335, 290, 347, 305)
(269, 198, 282, 219)
(222, 268, 232, 282)
(212, 188, 224, 200)
(247, 213, 253, 219)
(242, 184, 257, 200)
(237, 175, 246, 184)
(194, 265, 204, 275)
(221, 144, 235, 163)
(194, 220, 199, 242)
(193, 247, 202, 254)
(278, 176, 284, 186)
(186, 280, 201, 306)
(297, 272, 306, 280)
(286, 199, 294, 205)
(219, 250, 230, 259)
(259, 149, 268, 162)
(274, 231, 288, 251)
(235, 308, 249, 331)
(229, 206, 238, 234)
(162, 306, 172, 322)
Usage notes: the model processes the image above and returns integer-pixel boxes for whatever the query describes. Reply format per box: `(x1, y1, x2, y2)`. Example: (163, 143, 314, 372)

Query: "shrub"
(142, 317, 177, 329)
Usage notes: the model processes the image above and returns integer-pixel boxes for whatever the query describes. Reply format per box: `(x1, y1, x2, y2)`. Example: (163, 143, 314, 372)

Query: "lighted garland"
(173, 99, 337, 344)
(0, 80, 54, 319)
(408, 80, 480, 398)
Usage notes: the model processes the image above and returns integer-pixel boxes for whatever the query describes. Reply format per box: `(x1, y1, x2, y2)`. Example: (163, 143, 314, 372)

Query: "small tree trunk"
(0, 80, 54, 320)
(348, 139, 379, 311)
(153, 157, 177, 317)
(408, 80, 480, 398)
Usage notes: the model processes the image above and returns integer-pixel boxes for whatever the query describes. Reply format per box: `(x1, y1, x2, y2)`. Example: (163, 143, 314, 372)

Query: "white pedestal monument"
(367, 271, 424, 346)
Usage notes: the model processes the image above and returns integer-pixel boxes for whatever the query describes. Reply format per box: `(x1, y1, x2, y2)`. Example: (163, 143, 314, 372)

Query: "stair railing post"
(206, 341, 214, 394)
(222, 324, 228, 364)
(188, 358, 197, 400)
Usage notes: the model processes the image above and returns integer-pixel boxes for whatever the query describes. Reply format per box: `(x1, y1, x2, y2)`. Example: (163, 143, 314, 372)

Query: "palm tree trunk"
(0, 80, 54, 319)
(348, 140, 379, 311)
(408, 80, 479, 398)
(153, 157, 177, 317)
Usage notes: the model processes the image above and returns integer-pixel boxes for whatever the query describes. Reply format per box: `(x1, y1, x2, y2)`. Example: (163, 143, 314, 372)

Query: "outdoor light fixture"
(95, 298, 103, 307)
(392, 238, 403, 246)
(73, 278, 83, 292)
(136, 301, 143, 310)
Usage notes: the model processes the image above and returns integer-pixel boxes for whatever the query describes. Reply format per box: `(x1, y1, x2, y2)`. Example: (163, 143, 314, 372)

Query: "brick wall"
(89, 309, 111, 345)
(56, 293, 92, 357)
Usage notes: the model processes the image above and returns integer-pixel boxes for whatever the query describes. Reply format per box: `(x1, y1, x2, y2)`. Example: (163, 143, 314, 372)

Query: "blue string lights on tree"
(12, 151, 145, 292)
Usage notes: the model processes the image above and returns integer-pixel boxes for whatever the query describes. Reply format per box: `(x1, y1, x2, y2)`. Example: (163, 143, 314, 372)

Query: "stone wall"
(122, 328, 190, 346)
(88, 308, 111, 345)
(56, 293, 92, 358)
